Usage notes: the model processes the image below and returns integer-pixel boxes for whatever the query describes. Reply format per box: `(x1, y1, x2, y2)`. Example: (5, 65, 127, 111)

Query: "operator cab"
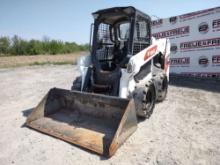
(91, 6, 152, 71)
(87, 6, 152, 96)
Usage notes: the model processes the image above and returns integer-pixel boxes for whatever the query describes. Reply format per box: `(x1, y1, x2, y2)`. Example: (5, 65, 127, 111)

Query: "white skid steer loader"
(26, 6, 170, 157)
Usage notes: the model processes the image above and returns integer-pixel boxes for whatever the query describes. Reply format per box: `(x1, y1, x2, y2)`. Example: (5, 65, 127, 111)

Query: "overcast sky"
(0, 0, 219, 44)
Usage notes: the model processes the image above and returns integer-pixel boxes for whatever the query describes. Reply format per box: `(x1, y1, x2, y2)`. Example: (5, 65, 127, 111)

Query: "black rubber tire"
(139, 83, 156, 118)
(71, 76, 82, 91)
(157, 74, 168, 102)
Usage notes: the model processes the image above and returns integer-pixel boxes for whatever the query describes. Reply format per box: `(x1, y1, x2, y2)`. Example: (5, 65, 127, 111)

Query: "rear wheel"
(157, 74, 168, 102)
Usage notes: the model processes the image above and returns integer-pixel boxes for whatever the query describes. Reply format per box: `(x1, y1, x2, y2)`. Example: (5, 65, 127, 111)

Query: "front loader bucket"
(26, 88, 137, 157)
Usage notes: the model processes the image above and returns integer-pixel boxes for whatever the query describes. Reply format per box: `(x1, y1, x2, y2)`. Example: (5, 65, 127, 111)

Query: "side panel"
(128, 37, 168, 76)
(119, 38, 169, 98)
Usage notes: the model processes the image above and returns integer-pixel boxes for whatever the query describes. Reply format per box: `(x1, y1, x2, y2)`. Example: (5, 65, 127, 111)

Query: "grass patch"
(0, 52, 85, 68)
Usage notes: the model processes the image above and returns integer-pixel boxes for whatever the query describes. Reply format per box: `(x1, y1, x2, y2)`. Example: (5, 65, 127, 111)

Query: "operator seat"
(92, 66, 121, 96)
(92, 42, 121, 96)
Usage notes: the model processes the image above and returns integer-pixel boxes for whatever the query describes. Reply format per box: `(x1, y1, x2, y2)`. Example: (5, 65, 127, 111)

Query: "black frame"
(91, 6, 151, 68)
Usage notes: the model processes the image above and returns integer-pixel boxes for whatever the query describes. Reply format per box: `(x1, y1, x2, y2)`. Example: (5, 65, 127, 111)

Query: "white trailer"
(152, 7, 220, 78)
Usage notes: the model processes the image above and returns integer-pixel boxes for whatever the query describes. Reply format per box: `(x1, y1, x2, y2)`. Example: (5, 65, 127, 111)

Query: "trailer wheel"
(157, 74, 168, 102)
(71, 76, 82, 91)
(136, 83, 156, 118)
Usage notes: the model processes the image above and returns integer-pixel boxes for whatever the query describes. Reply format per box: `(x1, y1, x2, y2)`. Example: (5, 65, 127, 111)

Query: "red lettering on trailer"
(213, 19, 220, 29)
(152, 26, 189, 39)
(212, 55, 220, 64)
(144, 45, 157, 61)
(170, 57, 190, 65)
(151, 19, 163, 26)
(179, 7, 219, 19)
(180, 37, 220, 49)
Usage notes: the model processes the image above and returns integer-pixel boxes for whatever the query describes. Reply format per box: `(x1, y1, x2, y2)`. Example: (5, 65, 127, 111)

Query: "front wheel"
(135, 83, 156, 118)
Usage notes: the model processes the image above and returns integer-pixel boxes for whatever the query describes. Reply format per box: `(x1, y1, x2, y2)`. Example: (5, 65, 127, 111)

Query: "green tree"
(0, 35, 89, 56)
(48, 40, 64, 55)
(0, 37, 10, 55)
(10, 35, 22, 55)
(26, 40, 43, 55)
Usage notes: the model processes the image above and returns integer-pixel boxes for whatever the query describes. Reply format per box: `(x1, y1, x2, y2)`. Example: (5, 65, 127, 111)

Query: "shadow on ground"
(21, 108, 33, 128)
(22, 108, 34, 117)
(169, 76, 220, 93)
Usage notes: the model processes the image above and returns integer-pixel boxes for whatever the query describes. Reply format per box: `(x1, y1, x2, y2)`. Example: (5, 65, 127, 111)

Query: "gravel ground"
(0, 65, 220, 165)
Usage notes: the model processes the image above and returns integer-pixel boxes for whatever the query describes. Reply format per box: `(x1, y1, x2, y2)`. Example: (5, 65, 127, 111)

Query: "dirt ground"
(0, 65, 220, 165)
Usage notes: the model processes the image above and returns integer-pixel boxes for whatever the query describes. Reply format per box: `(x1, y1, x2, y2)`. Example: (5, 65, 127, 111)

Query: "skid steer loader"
(26, 6, 170, 157)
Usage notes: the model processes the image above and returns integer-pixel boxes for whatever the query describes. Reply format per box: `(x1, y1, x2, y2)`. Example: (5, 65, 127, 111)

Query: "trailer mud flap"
(26, 88, 137, 157)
